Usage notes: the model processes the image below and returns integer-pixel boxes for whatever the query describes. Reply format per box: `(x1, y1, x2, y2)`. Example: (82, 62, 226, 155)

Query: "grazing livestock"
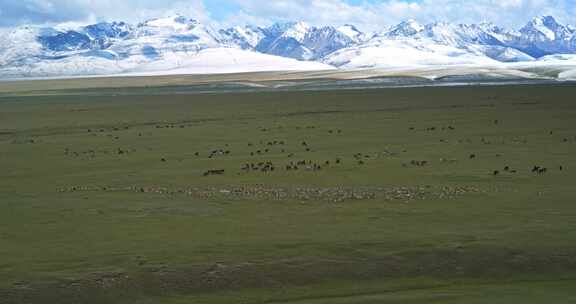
(493, 170, 500, 176)
(410, 160, 428, 167)
(538, 168, 547, 175)
(203, 169, 225, 176)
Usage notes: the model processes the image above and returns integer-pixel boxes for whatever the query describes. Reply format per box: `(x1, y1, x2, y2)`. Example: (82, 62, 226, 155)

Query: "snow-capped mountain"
(506, 15, 576, 57)
(1, 15, 576, 79)
(385, 19, 424, 37)
(219, 25, 266, 50)
(221, 22, 362, 60)
(38, 21, 132, 52)
(0, 16, 335, 78)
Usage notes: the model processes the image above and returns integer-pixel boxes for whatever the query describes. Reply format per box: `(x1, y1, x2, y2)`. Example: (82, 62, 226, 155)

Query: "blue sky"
(1, 0, 575, 30)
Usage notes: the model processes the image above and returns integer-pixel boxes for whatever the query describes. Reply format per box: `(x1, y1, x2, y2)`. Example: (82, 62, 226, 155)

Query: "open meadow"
(1, 83, 576, 303)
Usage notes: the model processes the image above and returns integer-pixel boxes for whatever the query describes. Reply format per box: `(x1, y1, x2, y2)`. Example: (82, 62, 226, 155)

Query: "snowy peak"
(281, 21, 312, 42)
(265, 22, 302, 36)
(220, 25, 266, 49)
(252, 21, 357, 61)
(520, 15, 573, 41)
(387, 19, 424, 37)
(510, 15, 576, 57)
(134, 15, 217, 39)
(124, 16, 224, 53)
(337, 24, 364, 42)
(83, 22, 132, 40)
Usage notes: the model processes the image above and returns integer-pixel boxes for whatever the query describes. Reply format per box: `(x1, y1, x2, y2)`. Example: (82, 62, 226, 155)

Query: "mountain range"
(1, 15, 576, 79)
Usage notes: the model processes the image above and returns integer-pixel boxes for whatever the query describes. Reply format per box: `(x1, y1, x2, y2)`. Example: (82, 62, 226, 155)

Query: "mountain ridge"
(1, 15, 576, 78)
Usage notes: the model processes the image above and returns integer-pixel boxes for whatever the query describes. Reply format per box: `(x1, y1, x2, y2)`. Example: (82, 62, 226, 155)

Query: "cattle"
(470, 154, 476, 159)
(493, 170, 500, 176)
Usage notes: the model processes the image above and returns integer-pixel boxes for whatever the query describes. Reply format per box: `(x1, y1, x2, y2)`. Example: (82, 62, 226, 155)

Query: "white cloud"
(0, 0, 210, 27)
(0, 0, 574, 30)
(227, 0, 576, 31)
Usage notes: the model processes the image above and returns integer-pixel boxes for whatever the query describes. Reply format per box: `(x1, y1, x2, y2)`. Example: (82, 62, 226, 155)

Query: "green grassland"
(1, 84, 576, 303)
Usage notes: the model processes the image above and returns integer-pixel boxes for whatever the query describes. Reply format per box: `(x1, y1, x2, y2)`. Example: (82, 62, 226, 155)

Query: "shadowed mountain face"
(38, 22, 132, 52)
(1, 15, 576, 78)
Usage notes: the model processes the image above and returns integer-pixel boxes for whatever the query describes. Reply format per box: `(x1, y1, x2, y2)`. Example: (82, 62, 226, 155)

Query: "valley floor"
(1, 84, 576, 303)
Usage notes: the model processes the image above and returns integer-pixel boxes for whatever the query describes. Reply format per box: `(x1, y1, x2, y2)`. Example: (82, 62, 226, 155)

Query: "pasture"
(1, 84, 576, 303)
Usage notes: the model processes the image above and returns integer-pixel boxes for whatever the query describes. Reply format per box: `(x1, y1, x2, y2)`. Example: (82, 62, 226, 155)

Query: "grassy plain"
(1, 83, 576, 303)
